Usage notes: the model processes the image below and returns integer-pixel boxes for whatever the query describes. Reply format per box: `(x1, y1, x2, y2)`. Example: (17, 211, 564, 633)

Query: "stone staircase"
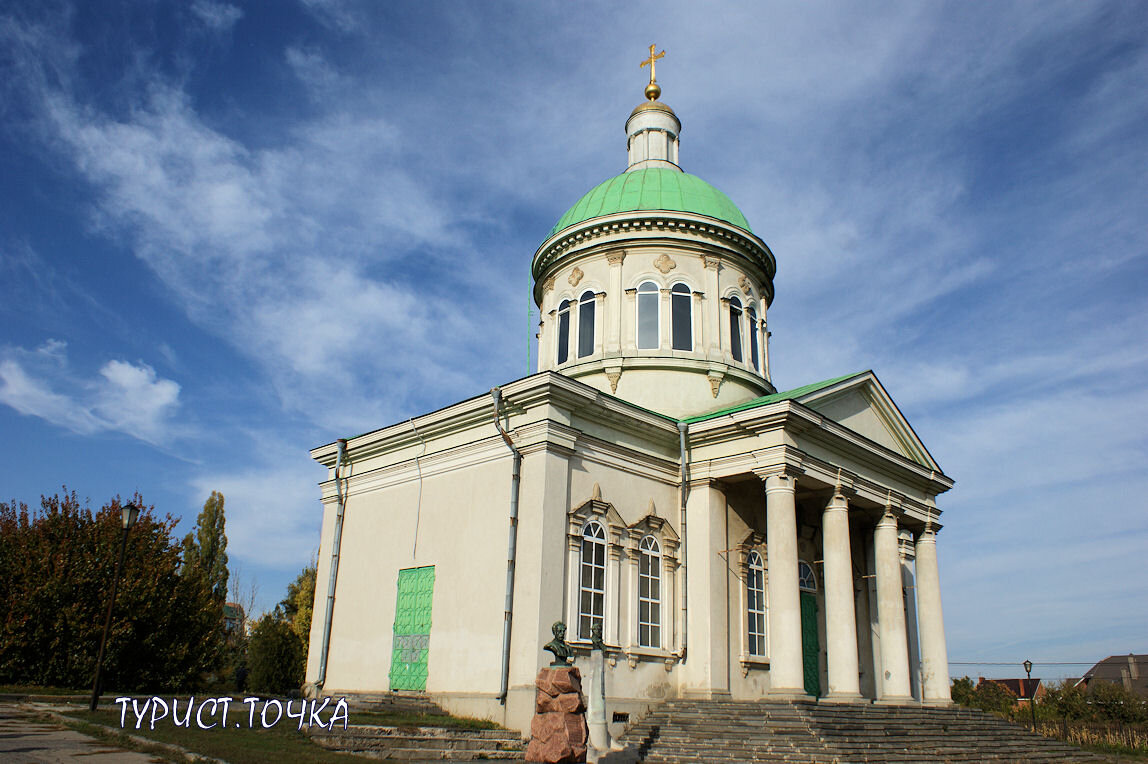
(616, 699, 1111, 763)
(310, 724, 525, 760)
(311, 692, 525, 761)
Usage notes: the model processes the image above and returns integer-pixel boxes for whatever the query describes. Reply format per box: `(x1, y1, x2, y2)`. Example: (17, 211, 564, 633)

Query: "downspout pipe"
(678, 421, 689, 662)
(315, 437, 348, 692)
(491, 387, 522, 705)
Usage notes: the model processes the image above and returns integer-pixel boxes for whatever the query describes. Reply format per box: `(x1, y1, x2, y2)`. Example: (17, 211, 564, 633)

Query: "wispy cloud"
(0, 341, 181, 444)
(190, 1, 243, 33)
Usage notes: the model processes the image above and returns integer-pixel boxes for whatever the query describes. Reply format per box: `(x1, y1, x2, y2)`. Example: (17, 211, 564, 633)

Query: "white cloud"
(0, 342, 181, 444)
(190, 1, 243, 33)
(189, 458, 327, 571)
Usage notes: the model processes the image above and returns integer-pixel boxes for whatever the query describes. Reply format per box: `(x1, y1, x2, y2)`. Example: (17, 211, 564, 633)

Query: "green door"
(390, 566, 435, 691)
(800, 592, 821, 697)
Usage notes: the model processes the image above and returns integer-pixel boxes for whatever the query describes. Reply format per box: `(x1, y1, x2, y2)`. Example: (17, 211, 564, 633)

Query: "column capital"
(701, 255, 722, 271)
(753, 463, 803, 485)
(606, 249, 627, 266)
(824, 489, 849, 513)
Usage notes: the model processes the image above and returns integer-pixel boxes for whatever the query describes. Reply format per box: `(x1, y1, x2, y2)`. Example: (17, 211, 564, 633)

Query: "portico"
(679, 370, 954, 705)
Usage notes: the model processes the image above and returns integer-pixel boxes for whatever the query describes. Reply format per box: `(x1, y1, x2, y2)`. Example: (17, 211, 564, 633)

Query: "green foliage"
(278, 564, 316, 647)
(1040, 679, 1090, 721)
(0, 490, 226, 691)
(183, 491, 229, 602)
(1088, 680, 1148, 724)
(247, 614, 304, 694)
(972, 679, 1018, 714)
(951, 676, 976, 707)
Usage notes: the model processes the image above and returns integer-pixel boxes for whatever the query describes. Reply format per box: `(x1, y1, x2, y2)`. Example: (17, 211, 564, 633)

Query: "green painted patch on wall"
(390, 565, 435, 691)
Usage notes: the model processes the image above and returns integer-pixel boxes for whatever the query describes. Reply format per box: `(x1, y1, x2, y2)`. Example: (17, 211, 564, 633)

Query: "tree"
(973, 679, 1018, 715)
(1089, 680, 1148, 724)
(951, 676, 976, 707)
(1040, 680, 1089, 721)
(247, 614, 304, 694)
(0, 490, 225, 690)
(278, 563, 317, 647)
(183, 491, 229, 601)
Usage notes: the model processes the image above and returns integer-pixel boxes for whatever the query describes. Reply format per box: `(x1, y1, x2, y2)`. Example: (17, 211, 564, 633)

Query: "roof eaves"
(680, 371, 867, 424)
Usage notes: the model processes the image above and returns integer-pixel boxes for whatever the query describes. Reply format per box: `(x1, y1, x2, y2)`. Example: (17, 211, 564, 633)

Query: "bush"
(0, 491, 224, 691)
(247, 615, 304, 695)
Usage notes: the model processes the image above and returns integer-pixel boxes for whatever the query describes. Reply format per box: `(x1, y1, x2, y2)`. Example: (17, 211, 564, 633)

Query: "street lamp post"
(1023, 659, 1037, 732)
(89, 502, 140, 712)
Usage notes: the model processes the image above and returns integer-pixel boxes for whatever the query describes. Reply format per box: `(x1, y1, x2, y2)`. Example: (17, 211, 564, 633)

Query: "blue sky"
(1, 1, 1145, 683)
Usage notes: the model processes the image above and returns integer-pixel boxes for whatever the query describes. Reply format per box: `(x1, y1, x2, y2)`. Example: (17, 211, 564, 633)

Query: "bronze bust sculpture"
(543, 620, 574, 666)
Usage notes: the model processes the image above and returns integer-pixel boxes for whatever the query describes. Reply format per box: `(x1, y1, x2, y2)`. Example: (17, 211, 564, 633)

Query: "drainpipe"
(315, 437, 348, 692)
(491, 387, 522, 705)
(678, 421, 689, 662)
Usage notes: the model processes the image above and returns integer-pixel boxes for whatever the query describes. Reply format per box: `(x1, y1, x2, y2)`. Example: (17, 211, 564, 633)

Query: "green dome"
(548, 168, 752, 238)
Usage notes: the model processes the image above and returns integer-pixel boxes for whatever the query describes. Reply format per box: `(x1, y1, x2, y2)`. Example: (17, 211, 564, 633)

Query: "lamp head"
(1023, 659, 1033, 675)
(122, 502, 140, 529)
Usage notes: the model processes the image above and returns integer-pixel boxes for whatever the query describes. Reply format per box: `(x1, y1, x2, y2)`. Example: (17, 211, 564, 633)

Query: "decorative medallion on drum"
(568, 267, 584, 287)
(654, 254, 677, 274)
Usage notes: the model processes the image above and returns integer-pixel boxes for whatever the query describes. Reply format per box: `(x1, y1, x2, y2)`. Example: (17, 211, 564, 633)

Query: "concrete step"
(614, 699, 1109, 763)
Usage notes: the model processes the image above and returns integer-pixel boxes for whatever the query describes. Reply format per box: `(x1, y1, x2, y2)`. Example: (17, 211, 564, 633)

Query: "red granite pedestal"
(525, 666, 589, 763)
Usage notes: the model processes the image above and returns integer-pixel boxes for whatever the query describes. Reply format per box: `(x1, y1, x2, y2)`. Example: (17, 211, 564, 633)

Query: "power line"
(950, 661, 1096, 666)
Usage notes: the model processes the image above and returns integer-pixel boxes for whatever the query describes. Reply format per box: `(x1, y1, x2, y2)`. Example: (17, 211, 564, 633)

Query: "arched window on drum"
(637, 281, 659, 349)
(671, 283, 692, 351)
(729, 296, 744, 362)
(578, 290, 596, 358)
(556, 299, 572, 365)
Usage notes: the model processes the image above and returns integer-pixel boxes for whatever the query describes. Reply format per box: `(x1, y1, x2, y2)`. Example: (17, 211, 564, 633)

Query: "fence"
(1036, 720, 1148, 753)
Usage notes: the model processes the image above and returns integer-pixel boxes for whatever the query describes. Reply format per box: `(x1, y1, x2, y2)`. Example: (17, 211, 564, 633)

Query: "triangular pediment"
(796, 372, 941, 472)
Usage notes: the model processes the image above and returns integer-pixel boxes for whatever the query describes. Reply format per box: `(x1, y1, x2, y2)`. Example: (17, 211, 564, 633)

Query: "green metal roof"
(548, 168, 753, 238)
(681, 372, 867, 424)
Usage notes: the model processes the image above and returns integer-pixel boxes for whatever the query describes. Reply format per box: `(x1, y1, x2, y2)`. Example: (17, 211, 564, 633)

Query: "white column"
(606, 251, 625, 355)
(762, 317, 771, 383)
(622, 289, 637, 352)
(691, 291, 704, 352)
(915, 528, 952, 704)
(702, 256, 721, 359)
(594, 292, 606, 357)
(874, 510, 913, 701)
(764, 471, 805, 696)
(607, 532, 625, 647)
(682, 480, 730, 697)
(659, 288, 671, 349)
(822, 490, 861, 700)
(900, 535, 922, 700)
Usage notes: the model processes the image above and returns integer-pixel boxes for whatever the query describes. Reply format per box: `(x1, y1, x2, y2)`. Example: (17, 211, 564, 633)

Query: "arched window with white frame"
(747, 306, 759, 371)
(637, 281, 659, 349)
(671, 283, 692, 351)
(729, 296, 744, 362)
(747, 550, 766, 657)
(638, 535, 661, 648)
(556, 299, 571, 365)
(798, 560, 817, 592)
(579, 521, 607, 639)
(577, 290, 596, 358)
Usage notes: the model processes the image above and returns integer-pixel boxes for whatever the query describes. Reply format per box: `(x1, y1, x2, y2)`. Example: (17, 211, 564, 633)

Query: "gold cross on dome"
(640, 44, 665, 84)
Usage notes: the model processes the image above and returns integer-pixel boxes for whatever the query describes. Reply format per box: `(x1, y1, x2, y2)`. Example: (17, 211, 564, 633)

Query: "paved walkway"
(0, 703, 163, 763)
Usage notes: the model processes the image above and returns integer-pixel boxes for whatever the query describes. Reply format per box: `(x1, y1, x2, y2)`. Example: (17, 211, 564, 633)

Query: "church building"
(304, 53, 955, 736)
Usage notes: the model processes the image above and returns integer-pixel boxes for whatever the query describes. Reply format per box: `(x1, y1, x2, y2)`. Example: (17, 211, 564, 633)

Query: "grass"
(0, 684, 89, 696)
(52, 702, 506, 763)
(58, 707, 369, 764)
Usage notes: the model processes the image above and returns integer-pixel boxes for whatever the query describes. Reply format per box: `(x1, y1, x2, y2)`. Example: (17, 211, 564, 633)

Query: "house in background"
(1077, 654, 1148, 698)
(978, 677, 1043, 707)
(223, 602, 246, 635)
